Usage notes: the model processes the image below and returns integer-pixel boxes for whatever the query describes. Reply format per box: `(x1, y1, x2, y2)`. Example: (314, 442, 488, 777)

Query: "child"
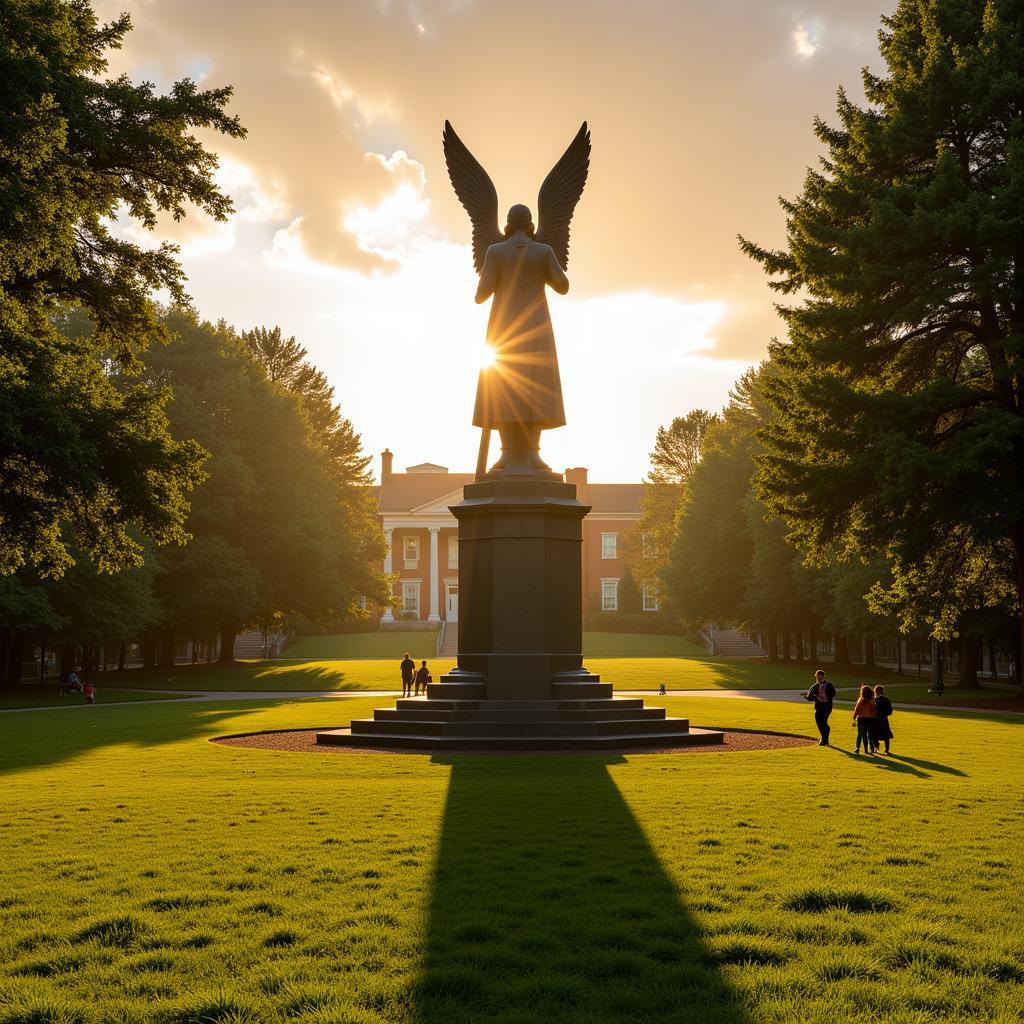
(83, 681, 96, 705)
(873, 684, 893, 754)
(658, 682, 667, 695)
(851, 685, 876, 754)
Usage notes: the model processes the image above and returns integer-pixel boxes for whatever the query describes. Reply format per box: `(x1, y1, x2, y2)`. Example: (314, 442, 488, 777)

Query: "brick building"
(376, 450, 655, 626)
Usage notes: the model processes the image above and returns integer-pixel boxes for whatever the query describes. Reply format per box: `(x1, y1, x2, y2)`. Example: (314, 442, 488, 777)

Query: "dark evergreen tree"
(743, 0, 1024, 658)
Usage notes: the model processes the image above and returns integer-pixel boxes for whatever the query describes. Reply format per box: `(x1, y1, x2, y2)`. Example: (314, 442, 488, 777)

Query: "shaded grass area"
(0, 694, 1021, 1022)
(0, 687, 187, 710)
(582, 631, 706, 657)
(837, 682, 1024, 710)
(595, 657, 889, 692)
(284, 631, 439, 660)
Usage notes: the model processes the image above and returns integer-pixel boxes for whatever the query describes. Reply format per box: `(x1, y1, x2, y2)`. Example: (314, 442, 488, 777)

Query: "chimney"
(564, 466, 588, 496)
(381, 449, 393, 481)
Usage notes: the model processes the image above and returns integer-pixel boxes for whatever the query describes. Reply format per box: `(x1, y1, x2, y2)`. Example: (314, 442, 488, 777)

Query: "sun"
(480, 345, 496, 368)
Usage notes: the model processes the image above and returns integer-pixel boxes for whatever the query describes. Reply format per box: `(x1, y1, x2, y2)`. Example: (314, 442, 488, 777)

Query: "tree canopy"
(0, 0, 244, 576)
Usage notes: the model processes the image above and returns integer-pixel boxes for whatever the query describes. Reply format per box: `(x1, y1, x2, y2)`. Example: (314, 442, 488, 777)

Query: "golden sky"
(100, 0, 886, 481)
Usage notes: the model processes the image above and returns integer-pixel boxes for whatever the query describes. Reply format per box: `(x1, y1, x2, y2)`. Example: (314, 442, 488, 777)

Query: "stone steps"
(352, 716, 689, 738)
(320, 726, 724, 752)
(374, 706, 668, 723)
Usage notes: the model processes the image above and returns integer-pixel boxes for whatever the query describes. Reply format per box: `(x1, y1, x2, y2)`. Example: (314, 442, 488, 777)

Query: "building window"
(642, 583, 659, 612)
(448, 536, 458, 569)
(401, 581, 420, 618)
(601, 532, 618, 559)
(641, 531, 655, 558)
(403, 535, 420, 568)
(601, 579, 619, 612)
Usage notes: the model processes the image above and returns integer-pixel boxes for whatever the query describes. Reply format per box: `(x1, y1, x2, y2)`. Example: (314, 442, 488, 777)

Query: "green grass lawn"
(0, 691, 1020, 1023)
(281, 631, 702, 661)
(101, 655, 891, 694)
(0, 687, 189, 710)
(284, 631, 439, 660)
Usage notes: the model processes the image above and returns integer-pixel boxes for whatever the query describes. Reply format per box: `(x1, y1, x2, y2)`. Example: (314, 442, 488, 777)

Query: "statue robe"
(473, 237, 568, 430)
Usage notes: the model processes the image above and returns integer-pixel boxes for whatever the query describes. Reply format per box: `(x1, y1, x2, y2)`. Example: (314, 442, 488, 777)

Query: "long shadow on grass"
(831, 748, 944, 778)
(0, 699, 316, 775)
(411, 756, 751, 1024)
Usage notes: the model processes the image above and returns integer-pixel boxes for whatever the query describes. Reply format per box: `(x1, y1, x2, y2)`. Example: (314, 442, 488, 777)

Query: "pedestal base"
(320, 693, 724, 752)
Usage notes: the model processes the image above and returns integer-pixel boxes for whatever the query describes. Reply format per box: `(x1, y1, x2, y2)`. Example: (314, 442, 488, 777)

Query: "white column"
(427, 526, 441, 622)
(381, 528, 395, 623)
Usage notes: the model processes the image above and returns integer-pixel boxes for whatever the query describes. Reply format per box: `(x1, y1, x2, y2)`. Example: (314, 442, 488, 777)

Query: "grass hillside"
(0, 693, 1020, 1023)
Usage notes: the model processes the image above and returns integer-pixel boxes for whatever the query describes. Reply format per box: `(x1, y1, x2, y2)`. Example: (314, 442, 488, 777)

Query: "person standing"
(852, 685, 877, 754)
(873, 685, 894, 754)
(804, 669, 836, 746)
(400, 653, 415, 698)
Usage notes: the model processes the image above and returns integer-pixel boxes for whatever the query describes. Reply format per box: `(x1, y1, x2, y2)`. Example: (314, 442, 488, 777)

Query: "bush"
(586, 612, 682, 635)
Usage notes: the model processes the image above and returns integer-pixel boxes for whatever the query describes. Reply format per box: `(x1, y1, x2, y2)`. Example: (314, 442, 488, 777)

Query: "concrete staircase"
(707, 628, 766, 658)
(437, 622, 459, 657)
(232, 630, 266, 659)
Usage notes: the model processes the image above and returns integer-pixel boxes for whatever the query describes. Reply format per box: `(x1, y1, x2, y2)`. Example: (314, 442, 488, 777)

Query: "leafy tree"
(0, 0, 243, 576)
(150, 312, 387, 660)
(663, 376, 762, 628)
(743, 0, 1024, 661)
(628, 410, 718, 593)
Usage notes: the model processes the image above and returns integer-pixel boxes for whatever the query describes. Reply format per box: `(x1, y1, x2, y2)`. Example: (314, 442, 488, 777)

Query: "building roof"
(379, 472, 475, 512)
(584, 483, 644, 515)
(378, 467, 644, 516)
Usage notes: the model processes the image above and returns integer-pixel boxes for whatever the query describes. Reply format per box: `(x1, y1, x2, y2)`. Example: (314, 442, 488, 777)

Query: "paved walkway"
(2, 684, 1020, 716)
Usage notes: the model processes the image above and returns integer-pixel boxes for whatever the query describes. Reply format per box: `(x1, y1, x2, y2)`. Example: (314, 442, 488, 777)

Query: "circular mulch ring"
(212, 728, 815, 756)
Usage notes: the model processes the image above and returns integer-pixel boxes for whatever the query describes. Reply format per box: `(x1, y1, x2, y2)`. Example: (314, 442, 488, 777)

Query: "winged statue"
(443, 120, 590, 478)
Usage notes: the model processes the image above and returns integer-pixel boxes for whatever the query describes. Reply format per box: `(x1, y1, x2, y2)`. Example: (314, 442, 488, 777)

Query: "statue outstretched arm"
(475, 246, 497, 303)
(545, 246, 569, 295)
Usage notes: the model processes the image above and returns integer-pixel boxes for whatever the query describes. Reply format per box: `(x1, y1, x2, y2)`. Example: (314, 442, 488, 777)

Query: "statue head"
(504, 204, 535, 237)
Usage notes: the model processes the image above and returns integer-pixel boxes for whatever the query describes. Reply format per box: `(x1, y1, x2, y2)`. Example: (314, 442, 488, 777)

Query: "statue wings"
(443, 120, 591, 275)
(535, 122, 590, 272)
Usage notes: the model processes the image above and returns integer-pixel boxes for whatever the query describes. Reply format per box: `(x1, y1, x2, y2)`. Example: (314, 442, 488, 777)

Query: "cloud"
(793, 21, 823, 59)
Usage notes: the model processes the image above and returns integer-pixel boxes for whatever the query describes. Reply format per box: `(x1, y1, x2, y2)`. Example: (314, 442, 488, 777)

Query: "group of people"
(59, 668, 96, 704)
(399, 654, 432, 697)
(805, 669, 894, 754)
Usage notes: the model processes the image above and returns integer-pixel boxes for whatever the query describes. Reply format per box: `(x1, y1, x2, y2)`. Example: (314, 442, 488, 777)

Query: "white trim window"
(401, 580, 421, 617)
(641, 531, 656, 558)
(642, 583, 659, 612)
(448, 535, 459, 569)
(601, 532, 618, 559)
(403, 535, 420, 569)
(601, 578, 619, 612)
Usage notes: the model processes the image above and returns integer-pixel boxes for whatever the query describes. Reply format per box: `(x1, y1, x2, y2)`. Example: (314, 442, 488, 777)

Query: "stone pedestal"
(432, 475, 597, 701)
(317, 473, 724, 752)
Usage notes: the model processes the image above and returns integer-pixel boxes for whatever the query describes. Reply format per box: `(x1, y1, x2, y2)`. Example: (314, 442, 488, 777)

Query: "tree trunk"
(1009, 523, 1024, 686)
(191, 638, 198, 665)
(219, 624, 239, 665)
(864, 638, 876, 669)
(833, 634, 851, 670)
(39, 632, 47, 683)
(780, 632, 791, 662)
(792, 629, 804, 664)
(957, 636, 980, 688)
(142, 630, 156, 670)
(896, 639, 903, 675)
(8, 634, 24, 687)
(118, 641, 127, 672)
(808, 629, 817, 665)
(987, 635, 998, 679)
(158, 628, 175, 670)
(766, 625, 779, 663)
